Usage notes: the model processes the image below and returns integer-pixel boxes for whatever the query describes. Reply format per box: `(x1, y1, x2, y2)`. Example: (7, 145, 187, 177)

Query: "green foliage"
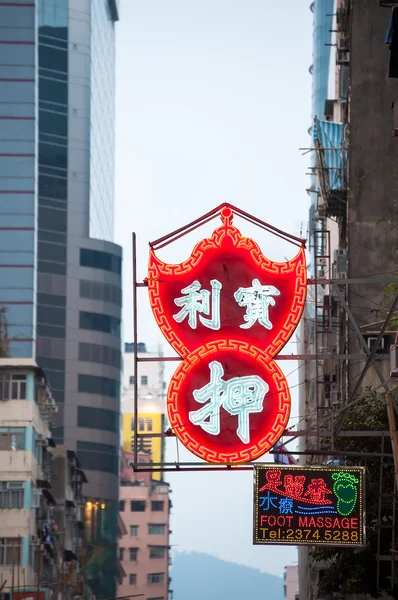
(381, 282, 398, 330)
(313, 390, 398, 598)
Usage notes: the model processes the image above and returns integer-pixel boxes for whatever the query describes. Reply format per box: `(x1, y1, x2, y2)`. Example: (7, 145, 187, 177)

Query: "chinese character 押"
(189, 361, 269, 444)
(173, 280, 221, 330)
(234, 279, 280, 330)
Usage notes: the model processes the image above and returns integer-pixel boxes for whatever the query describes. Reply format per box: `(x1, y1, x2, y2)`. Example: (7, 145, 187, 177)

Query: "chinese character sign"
(148, 206, 307, 464)
(253, 466, 365, 546)
(148, 210, 306, 359)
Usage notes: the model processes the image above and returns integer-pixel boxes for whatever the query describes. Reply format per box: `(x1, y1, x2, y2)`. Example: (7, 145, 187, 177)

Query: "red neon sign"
(148, 206, 307, 464)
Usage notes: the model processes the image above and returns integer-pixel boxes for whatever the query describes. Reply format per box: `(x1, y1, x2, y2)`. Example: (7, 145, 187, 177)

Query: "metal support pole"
(132, 233, 138, 470)
(333, 285, 396, 434)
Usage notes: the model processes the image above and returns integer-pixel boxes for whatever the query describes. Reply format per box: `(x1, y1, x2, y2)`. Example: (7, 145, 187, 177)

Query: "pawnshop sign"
(148, 206, 306, 464)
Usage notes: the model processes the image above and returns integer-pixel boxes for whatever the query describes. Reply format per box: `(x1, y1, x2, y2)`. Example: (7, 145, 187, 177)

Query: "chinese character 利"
(173, 279, 222, 330)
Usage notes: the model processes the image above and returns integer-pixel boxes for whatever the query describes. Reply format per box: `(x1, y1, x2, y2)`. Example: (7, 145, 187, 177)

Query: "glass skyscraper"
(0, 1, 121, 597)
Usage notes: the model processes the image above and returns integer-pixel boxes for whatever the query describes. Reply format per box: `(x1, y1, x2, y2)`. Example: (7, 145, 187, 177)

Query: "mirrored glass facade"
(0, 2, 121, 597)
(89, 0, 116, 242)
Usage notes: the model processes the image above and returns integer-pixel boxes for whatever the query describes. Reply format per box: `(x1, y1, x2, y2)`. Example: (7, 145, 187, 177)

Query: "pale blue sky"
(115, 0, 312, 577)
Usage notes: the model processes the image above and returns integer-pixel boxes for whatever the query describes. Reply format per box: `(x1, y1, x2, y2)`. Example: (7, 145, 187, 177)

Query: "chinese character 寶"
(234, 279, 280, 330)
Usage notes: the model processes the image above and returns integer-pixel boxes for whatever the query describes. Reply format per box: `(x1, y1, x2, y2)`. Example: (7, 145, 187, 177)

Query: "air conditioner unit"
(391, 345, 398, 377)
(7, 482, 24, 490)
(318, 258, 327, 266)
(337, 37, 349, 51)
(367, 336, 385, 353)
(334, 249, 347, 278)
(31, 489, 41, 509)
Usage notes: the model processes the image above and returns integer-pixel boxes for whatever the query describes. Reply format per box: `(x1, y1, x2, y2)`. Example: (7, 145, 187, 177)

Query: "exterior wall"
(299, 2, 335, 598)
(0, 362, 57, 590)
(308, 0, 334, 259)
(347, 0, 398, 389)
(122, 346, 166, 480)
(284, 565, 299, 600)
(311, 0, 334, 120)
(89, 0, 116, 241)
(0, 1, 38, 359)
(118, 481, 170, 600)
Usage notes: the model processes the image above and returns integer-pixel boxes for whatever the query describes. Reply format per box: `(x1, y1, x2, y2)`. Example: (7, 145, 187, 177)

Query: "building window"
(149, 547, 166, 559)
(141, 375, 148, 385)
(119, 548, 124, 561)
(119, 500, 125, 512)
(130, 501, 145, 512)
(146, 418, 153, 432)
(138, 417, 145, 432)
(129, 574, 137, 585)
(151, 501, 164, 512)
(129, 376, 134, 385)
(147, 573, 165, 585)
(78, 374, 119, 399)
(79, 311, 121, 336)
(0, 374, 27, 400)
(0, 483, 24, 509)
(130, 526, 138, 537)
(80, 248, 122, 275)
(76, 441, 119, 475)
(148, 524, 165, 535)
(0, 428, 25, 451)
(129, 547, 138, 561)
(77, 406, 119, 433)
(0, 538, 21, 565)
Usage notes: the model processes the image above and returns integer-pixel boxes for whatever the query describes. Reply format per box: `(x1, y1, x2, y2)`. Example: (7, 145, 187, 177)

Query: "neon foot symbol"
(332, 472, 359, 516)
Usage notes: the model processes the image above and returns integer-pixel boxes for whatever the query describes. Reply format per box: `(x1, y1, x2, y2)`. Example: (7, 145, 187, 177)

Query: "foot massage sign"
(253, 466, 365, 547)
(148, 205, 306, 463)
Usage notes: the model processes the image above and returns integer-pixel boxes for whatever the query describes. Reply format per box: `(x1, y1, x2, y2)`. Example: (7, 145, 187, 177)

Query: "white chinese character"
(189, 361, 269, 444)
(234, 279, 280, 330)
(173, 280, 221, 330)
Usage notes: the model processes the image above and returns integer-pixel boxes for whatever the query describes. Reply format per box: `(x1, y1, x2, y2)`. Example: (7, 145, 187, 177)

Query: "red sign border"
(148, 216, 307, 359)
(167, 341, 291, 464)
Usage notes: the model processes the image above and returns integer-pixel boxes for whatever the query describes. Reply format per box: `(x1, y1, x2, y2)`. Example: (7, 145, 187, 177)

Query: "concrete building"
(0, 2, 122, 597)
(284, 565, 299, 600)
(0, 359, 56, 591)
(308, 0, 334, 260)
(117, 451, 171, 600)
(0, 359, 86, 600)
(49, 446, 87, 597)
(122, 343, 166, 480)
(299, 1, 398, 597)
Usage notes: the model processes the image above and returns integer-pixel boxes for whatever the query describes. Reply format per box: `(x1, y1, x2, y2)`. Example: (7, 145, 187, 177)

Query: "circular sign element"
(167, 341, 291, 464)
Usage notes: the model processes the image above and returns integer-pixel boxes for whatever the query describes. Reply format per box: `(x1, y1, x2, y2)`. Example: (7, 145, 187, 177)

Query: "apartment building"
(0, 359, 86, 598)
(122, 343, 166, 479)
(299, 0, 398, 596)
(118, 451, 171, 600)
